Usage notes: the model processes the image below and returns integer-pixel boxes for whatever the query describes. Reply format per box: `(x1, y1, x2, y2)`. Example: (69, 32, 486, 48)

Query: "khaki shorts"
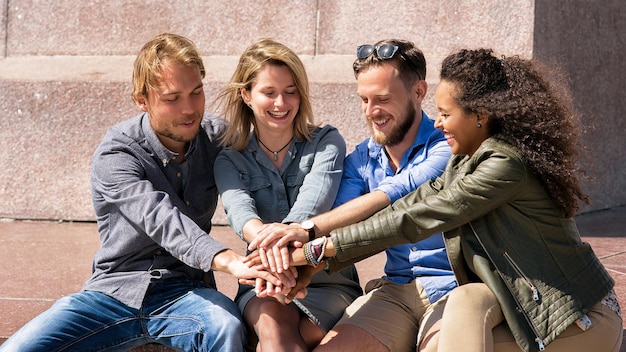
(335, 278, 448, 352)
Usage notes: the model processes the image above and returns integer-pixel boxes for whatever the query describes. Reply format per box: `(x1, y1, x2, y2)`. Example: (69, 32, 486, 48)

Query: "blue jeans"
(0, 279, 246, 352)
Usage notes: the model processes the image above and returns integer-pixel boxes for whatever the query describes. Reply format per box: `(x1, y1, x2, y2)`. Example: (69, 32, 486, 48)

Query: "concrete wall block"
(6, 0, 318, 56)
(533, 0, 626, 212)
(317, 0, 535, 58)
(0, 80, 133, 220)
(0, 0, 6, 57)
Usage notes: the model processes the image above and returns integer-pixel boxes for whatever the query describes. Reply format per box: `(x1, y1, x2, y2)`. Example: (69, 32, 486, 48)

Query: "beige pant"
(420, 283, 623, 352)
(335, 278, 446, 352)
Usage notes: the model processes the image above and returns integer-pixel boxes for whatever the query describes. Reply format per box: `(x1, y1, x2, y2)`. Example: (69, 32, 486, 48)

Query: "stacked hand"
(242, 222, 317, 303)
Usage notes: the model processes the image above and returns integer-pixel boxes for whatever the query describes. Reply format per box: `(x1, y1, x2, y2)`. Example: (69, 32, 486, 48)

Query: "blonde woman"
(214, 39, 361, 351)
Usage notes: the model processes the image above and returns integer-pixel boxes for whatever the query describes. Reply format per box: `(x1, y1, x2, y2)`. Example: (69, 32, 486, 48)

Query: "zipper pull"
(535, 338, 545, 350)
(532, 287, 539, 301)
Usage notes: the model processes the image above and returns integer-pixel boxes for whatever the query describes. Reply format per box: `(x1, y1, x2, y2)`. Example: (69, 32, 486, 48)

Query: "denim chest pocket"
(286, 154, 313, 187)
(247, 174, 272, 192)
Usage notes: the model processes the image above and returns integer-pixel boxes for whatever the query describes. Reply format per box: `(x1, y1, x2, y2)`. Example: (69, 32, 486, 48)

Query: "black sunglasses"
(356, 44, 400, 60)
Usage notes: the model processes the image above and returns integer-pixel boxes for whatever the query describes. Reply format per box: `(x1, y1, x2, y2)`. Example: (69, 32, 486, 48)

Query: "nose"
(434, 114, 443, 129)
(364, 101, 378, 117)
(181, 97, 195, 115)
(274, 94, 284, 108)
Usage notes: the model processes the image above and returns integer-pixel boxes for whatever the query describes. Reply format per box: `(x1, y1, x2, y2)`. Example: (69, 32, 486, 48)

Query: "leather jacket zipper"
(468, 223, 546, 350)
(503, 251, 539, 301)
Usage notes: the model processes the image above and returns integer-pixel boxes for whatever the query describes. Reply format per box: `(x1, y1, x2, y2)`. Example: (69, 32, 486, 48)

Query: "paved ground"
(1, 206, 624, 350)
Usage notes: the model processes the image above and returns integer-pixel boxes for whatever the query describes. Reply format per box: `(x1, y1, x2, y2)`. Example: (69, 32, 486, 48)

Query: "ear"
(475, 109, 490, 126)
(133, 94, 148, 112)
(240, 88, 251, 105)
(413, 80, 428, 103)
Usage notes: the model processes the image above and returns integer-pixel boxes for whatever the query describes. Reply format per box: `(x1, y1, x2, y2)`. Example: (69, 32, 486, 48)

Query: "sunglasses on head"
(356, 44, 400, 60)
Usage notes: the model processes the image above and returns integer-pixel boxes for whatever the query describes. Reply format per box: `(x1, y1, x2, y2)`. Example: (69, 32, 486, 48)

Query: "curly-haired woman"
(280, 48, 622, 352)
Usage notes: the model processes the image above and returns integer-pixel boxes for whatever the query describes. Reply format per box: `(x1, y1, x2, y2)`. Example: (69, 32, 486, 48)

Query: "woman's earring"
(477, 123, 482, 128)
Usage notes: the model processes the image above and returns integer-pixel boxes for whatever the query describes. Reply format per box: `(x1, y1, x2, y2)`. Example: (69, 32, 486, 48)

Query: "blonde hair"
(131, 33, 205, 101)
(216, 38, 315, 151)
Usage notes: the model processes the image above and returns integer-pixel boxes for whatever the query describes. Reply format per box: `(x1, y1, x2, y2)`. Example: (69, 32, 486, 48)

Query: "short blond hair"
(131, 33, 205, 101)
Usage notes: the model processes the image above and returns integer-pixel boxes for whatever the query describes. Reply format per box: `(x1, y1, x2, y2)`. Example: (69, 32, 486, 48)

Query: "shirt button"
(172, 156, 177, 160)
(412, 246, 418, 251)
(177, 172, 182, 178)
(186, 200, 190, 206)
(155, 250, 162, 255)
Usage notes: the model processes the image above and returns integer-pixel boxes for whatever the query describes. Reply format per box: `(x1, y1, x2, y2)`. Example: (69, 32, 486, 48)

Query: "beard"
(371, 102, 417, 146)
(153, 114, 202, 144)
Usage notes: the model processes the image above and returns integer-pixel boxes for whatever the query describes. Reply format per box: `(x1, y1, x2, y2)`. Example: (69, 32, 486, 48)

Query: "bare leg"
(244, 296, 308, 352)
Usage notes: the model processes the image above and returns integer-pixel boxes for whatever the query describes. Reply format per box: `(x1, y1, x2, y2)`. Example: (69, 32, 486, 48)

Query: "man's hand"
(248, 223, 308, 272)
(212, 249, 284, 288)
(240, 250, 298, 297)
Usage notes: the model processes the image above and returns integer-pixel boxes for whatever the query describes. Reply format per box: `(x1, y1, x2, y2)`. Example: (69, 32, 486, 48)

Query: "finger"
(264, 247, 277, 273)
(239, 278, 256, 285)
(285, 287, 307, 304)
(259, 269, 282, 288)
(258, 247, 269, 269)
(280, 246, 291, 270)
(271, 244, 284, 273)
(266, 281, 275, 297)
(275, 270, 295, 288)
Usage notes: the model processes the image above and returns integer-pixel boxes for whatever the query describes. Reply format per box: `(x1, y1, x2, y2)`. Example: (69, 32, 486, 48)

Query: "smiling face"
(242, 63, 300, 137)
(135, 62, 205, 155)
(434, 80, 489, 156)
(357, 63, 421, 147)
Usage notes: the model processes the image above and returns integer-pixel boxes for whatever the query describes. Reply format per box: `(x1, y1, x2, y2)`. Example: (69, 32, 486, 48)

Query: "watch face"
(301, 219, 314, 230)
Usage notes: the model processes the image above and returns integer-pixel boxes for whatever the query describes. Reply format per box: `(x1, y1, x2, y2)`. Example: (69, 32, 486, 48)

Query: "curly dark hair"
(440, 48, 589, 217)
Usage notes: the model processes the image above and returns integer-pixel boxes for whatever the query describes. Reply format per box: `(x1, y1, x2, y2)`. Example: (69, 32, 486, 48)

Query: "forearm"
(242, 219, 265, 244)
(210, 248, 240, 273)
(311, 190, 390, 236)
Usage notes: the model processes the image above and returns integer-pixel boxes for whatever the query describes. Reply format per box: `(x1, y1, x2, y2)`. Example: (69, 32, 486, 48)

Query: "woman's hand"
(241, 250, 298, 296)
(249, 222, 308, 272)
(284, 265, 324, 304)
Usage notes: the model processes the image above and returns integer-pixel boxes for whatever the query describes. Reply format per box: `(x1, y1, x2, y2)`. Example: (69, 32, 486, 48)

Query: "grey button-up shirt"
(83, 112, 228, 309)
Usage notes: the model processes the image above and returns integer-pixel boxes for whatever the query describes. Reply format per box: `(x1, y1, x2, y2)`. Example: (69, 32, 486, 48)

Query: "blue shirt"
(333, 112, 456, 303)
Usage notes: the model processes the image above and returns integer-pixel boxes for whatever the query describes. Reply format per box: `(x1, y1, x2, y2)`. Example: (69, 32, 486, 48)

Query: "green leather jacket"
(327, 135, 614, 352)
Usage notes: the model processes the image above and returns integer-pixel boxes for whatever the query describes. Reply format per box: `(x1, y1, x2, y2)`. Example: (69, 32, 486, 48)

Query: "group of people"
(0, 32, 621, 352)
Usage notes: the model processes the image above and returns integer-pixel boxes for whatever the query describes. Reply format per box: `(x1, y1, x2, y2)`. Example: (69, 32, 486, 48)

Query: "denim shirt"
(333, 112, 456, 303)
(84, 112, 228, 309)
(215, 125, 362, 293)
(215, 125, 345, 237)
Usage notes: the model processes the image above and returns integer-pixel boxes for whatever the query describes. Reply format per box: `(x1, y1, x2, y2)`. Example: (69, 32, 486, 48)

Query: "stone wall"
(0, 0, 622, 223)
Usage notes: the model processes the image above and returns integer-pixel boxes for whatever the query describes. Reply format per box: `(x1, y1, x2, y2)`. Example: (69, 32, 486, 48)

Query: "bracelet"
(305, 236, 327, 266)
(303, 245, 314, 266)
